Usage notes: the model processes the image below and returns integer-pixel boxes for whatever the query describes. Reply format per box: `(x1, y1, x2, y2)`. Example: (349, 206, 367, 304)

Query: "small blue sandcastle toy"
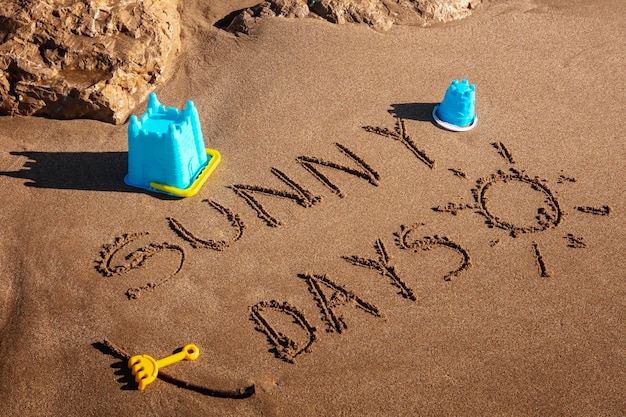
(433, 79, 477, 132)
(124, 93, 221, 197)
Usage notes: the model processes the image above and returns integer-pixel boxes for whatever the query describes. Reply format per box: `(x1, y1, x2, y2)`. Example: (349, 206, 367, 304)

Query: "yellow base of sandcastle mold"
(150, 149, 221, 197)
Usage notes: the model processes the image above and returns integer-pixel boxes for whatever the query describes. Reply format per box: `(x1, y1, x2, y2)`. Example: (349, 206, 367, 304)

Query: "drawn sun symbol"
(362, 118, 610, 278)
(434, 141, 610, 277)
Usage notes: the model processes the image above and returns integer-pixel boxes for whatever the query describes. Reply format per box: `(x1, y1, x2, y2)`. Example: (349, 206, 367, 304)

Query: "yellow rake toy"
(128, 344, 200, 390)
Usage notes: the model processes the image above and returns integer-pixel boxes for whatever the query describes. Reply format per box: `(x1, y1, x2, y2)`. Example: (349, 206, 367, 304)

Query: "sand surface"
(0, 0, 625, 415)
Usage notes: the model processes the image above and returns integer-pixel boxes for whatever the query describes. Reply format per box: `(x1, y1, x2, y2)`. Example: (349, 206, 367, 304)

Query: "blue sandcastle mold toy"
(433, 79, 477, 132)
(124, 93, 221, 197)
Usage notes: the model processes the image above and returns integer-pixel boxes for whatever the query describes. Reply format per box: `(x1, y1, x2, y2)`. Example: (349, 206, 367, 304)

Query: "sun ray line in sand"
(491, 141, 515, 164)
(557, 171, 577, 183)
(448, 168, 467, 179)
(532, 241, 550, 278)
(565, 233, 586, 249)
(432, 201, 477, 216)
(94, 340, 255, 398)
(363, 117, 435, 169)
(575, 205, 611, 216)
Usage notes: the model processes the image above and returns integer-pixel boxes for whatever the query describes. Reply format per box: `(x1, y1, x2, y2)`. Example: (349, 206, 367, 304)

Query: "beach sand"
(0, 0, 624, 415)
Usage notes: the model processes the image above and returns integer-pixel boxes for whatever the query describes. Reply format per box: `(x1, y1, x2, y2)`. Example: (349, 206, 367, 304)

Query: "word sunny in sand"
(95, 116, 611, 362)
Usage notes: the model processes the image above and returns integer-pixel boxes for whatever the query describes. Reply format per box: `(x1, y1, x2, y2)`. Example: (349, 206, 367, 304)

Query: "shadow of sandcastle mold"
(388, 103, 439, 123)
(124, 93, 221, 198)
(0, 151, 129, 192)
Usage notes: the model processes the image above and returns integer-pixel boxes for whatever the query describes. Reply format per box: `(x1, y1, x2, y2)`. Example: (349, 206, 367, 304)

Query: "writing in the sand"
(95, 117, 470, 362)
(97, 117, 609, 362)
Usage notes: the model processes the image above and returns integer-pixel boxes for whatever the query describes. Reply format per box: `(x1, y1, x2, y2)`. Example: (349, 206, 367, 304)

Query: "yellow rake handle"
(128, 344, 200, 390)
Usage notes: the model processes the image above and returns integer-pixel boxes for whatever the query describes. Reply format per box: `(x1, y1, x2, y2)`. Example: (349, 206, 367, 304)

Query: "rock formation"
(226, 0, 482, 33)
(0, 1, 480, 123)
(0, 0, 181, 124)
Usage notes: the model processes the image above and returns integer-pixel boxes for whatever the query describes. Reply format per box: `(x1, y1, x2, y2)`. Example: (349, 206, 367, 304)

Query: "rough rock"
(0, 0, 181, 124)
(309, 0, 397, 30)
(226, 0, 481, 33)
(269, 0, 310, 18)
(227, 2, 276, 35)
(414, 0, 481, 22)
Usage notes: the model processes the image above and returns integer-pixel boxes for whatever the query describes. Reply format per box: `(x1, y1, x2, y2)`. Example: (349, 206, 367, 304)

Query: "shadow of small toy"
(390, 79, 477, 132)
(388, 102, 439, 123)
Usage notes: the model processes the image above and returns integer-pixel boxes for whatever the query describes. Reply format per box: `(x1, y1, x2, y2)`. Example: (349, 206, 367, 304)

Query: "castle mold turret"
(433, 79, 477, 132)
(124, 93, 221, 197)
